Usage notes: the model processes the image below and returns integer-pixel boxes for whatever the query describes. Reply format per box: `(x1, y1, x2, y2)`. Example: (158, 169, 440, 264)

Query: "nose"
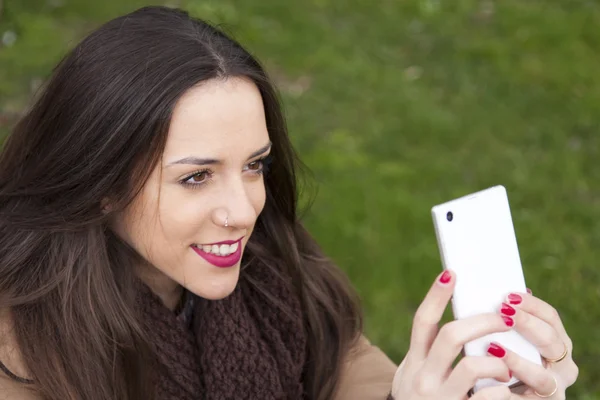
(211, 178, 259, 230)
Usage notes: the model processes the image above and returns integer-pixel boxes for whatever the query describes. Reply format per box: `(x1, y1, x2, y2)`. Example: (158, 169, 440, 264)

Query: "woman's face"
(113, 77, 270, 301)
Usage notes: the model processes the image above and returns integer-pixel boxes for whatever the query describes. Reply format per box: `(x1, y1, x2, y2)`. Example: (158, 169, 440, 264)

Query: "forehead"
(164, 77, 269, 158)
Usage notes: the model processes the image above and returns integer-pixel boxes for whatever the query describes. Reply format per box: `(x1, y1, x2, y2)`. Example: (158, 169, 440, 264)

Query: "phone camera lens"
(446, 211, 453, 222)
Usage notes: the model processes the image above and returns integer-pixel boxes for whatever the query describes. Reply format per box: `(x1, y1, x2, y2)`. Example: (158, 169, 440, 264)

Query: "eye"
(247, 160, 263, 171)
(244, 154, 273, 175)
(180, 169, 212, 188)
(189, 171, 209, 183)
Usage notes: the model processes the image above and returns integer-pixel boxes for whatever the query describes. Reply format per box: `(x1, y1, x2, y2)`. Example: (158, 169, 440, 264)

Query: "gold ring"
(534, 375, 558, 398)
(543, 342, 568, 364)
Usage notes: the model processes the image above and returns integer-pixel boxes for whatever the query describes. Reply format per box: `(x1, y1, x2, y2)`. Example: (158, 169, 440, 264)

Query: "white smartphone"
(431, 185, 542, 394)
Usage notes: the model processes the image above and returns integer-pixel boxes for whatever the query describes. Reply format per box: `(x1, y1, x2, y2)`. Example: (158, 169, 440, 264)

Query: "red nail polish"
(439, 270, 451, 284)
(502, 316, 514, 327)
(501, 303, 516, 316)
(487, 343, 506, 358)
(507, 293, 522, 305)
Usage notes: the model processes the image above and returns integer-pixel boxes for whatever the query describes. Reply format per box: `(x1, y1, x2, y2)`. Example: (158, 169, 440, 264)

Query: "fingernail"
(439, 270, 452, 284)
(502, 315, 515, 327)
(526, 288, 532, 294)
(487, 343, 506, 358)
(500, 302, 516, 316)
(507, 293, 522, 305)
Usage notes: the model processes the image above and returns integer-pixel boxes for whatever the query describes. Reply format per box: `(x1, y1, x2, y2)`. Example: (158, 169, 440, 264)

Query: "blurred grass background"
(1, 0, 599, 398)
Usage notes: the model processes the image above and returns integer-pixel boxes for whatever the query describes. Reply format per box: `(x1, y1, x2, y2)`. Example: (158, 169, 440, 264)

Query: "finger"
(505, 292, 571, 351)
(442, 356, 511, 397)
(420, 312, 514, 385)
(471, 385, 519, 400)
(409, 270, 455, 360)
(498, 301, 565, 362)
(487, 342, 561, 398)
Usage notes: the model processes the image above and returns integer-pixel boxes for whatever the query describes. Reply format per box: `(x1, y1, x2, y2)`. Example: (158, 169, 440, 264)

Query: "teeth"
(219, 244, 230, 255)
(196, 242, 238, 256)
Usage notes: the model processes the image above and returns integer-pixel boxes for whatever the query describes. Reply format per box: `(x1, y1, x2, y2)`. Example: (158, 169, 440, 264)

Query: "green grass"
(1, 0, 599, 397)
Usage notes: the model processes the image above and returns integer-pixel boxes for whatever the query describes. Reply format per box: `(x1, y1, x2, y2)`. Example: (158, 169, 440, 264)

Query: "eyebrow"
(167, 142, 272, 167)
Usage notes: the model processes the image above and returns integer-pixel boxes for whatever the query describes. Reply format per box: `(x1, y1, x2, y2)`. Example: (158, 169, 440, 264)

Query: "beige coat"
(334, 336, 398, 399)
(1, 311, 398, 400)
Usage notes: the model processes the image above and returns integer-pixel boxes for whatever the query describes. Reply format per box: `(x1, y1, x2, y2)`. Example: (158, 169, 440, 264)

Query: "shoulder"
(334, 335, 398, 400)
(0, 309, 39, 400)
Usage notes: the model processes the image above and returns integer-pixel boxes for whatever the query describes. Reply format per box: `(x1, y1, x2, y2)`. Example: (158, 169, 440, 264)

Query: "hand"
(391, 270, 517, 400)
(486, 290, 578, 399)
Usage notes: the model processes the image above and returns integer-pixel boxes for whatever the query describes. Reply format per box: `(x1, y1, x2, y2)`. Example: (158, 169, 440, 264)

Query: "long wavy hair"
(0, 6, 362, 400)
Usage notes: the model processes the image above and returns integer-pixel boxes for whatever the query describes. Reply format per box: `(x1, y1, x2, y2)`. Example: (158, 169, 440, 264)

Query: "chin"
(185, 267, 241, 300)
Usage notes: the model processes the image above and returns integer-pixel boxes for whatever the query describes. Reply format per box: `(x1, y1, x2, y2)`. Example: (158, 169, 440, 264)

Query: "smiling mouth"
(192, 242, 240, 257)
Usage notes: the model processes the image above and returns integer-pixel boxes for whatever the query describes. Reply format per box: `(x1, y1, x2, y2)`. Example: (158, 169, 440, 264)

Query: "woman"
(0, 6, 578, 400)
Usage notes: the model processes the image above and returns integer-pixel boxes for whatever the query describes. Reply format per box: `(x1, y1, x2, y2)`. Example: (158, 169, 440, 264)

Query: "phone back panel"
(431, 185, 542, 392)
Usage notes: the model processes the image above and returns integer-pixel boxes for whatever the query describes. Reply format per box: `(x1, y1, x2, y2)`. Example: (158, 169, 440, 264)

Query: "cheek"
(114, 169, 163, 244)
(118, 190, 162, 247)
(156, 190, 210, 239)
(251, 181, 267, 215)
(118, 192, 201, 269)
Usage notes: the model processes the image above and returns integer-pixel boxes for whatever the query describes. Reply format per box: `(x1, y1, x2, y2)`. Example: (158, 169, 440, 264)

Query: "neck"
(135, 265, 183, 311)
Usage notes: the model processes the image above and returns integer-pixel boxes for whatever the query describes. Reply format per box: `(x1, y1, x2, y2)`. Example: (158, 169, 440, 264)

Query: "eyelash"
(179, 154, 273, 190)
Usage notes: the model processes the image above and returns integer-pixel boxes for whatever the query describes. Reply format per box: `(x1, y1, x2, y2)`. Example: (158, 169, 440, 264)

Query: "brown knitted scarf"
(137, 263, 307, 400)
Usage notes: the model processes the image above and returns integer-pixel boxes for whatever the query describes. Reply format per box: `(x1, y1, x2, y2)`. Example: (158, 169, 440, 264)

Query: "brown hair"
(0, 6, 362, 400)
